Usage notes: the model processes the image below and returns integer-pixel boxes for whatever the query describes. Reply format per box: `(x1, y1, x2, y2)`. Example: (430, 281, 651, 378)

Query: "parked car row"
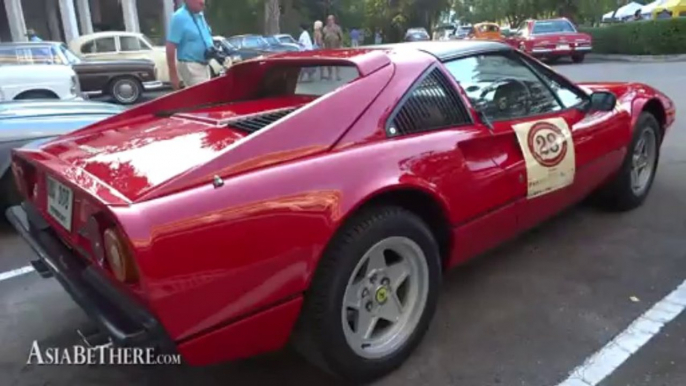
(428, 17, 592, 64)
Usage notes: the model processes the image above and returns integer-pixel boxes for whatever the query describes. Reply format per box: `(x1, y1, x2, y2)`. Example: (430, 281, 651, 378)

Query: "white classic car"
(0, 45, 82, 101)
(69, 31, 171, 84)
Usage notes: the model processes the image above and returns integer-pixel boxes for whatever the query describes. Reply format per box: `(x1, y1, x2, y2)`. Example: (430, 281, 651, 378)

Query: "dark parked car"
(263, 35, 301, 52)
(404, 28, 431, 42)
(0, 99, 124, 211)
(227, 34, 297, 53)
(212, 36, 270, 63)
(0, 42, 162, 105)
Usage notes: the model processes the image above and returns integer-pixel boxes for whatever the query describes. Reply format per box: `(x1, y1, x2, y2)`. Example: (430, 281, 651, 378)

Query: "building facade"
(1, 0, 182, 44)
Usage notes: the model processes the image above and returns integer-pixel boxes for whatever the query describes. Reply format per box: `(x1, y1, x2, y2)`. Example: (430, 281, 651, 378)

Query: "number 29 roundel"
(513, 117, 575, 198)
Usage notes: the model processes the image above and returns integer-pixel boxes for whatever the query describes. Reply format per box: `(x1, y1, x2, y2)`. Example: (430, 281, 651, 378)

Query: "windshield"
(243, 36, 267, 49)
(264, 36, 279, 45)
(478, 24, 499, 33)
(140, 35, 156, 48)
(532, 20, 576, 34)
(60, 44, 81, 64)
(278, 35, 295, 44)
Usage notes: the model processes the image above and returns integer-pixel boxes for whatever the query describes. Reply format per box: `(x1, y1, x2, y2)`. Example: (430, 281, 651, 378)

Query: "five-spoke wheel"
(294, 206, 441, 383)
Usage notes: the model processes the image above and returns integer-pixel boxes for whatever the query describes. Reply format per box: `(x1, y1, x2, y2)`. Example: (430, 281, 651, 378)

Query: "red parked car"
(506, 18, 593, 63)
(6, 41, 674, 382)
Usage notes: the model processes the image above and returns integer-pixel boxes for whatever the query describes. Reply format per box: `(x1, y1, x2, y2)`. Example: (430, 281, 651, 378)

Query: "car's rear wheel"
(593, 112, 661, 211)
(572, 53, 585, 63)
(294, 206, 441, 383)
(109, 77, 142, 105)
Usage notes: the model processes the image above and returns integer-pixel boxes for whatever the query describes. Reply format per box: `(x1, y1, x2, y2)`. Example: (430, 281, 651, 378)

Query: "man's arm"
(166, 42, 180, 90)
(166, 15, 183, 90)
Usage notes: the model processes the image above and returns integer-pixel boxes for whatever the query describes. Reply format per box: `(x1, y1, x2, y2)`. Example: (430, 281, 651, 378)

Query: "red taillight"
(103, 227, 139, 284)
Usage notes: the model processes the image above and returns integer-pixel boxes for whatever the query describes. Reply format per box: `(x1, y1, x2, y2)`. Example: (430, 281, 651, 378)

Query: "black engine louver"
(227, 108, 297, 133)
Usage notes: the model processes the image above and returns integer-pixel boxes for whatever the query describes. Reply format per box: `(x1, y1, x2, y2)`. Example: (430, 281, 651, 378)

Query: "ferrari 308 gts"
(6, 41, 675, 382)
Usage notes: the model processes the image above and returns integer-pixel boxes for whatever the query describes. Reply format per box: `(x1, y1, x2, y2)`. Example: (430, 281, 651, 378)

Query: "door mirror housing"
(587, 91, 617, 112)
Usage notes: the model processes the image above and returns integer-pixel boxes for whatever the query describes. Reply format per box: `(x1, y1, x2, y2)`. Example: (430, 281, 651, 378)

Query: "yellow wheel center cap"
(375, 287, 389, 304)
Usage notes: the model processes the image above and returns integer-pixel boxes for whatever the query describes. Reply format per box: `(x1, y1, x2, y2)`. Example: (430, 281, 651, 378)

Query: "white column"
(162, 0, 174, 36)
(4, 0, 28, 42)
(121, 0, 140, 33)
(76, 0, 94, 35)
(58, 0, 80, 43)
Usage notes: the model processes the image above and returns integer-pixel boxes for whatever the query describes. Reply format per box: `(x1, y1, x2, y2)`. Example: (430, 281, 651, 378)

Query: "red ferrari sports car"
(6, 41, 675, 382)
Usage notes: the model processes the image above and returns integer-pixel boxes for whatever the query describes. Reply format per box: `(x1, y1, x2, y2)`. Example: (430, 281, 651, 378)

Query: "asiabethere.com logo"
(27, 341, 182, 365)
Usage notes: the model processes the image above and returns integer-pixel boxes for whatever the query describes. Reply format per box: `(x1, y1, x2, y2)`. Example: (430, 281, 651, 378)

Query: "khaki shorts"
(178, 61, 210, 88)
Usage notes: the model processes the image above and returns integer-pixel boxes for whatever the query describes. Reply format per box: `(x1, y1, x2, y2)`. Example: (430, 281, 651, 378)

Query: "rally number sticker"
(513, 117, 575, 198)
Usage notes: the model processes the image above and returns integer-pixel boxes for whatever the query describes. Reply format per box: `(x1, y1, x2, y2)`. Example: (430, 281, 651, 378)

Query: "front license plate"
(46, 176, 73, 231)
(557, 44, 570, 50)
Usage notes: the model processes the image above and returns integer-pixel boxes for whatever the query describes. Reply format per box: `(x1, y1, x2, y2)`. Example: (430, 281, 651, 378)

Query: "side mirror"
(588, 91, 617, 112)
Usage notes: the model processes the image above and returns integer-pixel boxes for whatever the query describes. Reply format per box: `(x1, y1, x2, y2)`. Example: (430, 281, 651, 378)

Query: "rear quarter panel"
(113, 134, 462, 343)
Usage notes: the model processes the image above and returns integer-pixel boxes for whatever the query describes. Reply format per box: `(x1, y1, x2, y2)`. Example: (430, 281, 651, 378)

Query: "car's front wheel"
(294, 206, 441, 383)
(593, 112, 661, 211)
(109, 77, 142, 105)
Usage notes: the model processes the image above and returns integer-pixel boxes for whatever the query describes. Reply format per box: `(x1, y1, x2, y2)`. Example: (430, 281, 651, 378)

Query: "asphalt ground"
(1, 58, 686, 386)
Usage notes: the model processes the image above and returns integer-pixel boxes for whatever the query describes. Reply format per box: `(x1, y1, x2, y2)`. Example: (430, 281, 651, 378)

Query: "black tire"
(572, 54, 585, 63)
(108, 77, 142, 105)
(0, 171, 21, 215)
(593, 112, 661, 211)
(14, 90, 58, 100)
(293, 206, 442, 383)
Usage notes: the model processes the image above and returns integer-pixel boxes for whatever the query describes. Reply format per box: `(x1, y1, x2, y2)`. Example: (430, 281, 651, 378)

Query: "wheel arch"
(332, 184, 453, 270)
(13, 89, 59, 100)
(641, 98, 667, 142)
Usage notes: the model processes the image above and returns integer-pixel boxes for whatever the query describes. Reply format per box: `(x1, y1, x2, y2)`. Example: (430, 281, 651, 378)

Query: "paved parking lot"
(1, 58, 686, 386)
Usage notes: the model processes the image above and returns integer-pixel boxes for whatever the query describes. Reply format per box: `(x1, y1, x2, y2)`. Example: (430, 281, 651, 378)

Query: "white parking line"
(557, 279, 686, 386)
(0, 266, 35, 282)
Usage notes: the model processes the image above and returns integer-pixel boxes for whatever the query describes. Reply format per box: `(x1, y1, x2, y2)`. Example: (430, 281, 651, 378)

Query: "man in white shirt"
(299, 23, 314, 50)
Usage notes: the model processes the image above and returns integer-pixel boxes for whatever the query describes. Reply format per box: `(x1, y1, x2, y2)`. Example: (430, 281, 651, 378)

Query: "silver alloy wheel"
(341, 236, 429, 359)
(630, 127, 657, 196)
(113, 79, 140, 104)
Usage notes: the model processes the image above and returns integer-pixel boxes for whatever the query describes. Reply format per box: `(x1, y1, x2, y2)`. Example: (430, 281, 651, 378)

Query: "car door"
(381, 65, 521, 265)
(443, 50, 602, 234)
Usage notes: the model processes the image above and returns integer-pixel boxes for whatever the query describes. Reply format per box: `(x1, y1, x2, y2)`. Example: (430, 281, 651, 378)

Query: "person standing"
(26, 29, 42, 42)
(313, 20, 324, 49)
(350, 28, 360, 47)
(166, 0, 214, 90)
(298, 23, 314, 50)
(323, 15, 343, 80)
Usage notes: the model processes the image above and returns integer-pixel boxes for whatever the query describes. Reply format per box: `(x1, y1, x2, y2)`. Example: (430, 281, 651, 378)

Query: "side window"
(81, 40, 95, 54)
(120, 36, 146, 51)
(388, 68, 470, 136)
(444, 53, 561, 121)
(29, 46, 57, 64)
(518, 54, 586, 108)
(95, 37, 116, 53)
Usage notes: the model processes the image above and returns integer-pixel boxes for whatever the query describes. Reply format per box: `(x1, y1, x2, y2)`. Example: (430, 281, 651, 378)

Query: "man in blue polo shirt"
(166, 0, 214, 89)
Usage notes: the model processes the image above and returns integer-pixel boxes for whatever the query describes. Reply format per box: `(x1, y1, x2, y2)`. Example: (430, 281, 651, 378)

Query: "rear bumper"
(6, 201, 304, 365)
(530, 46, 592, 56)
(5, 202, 176, 353)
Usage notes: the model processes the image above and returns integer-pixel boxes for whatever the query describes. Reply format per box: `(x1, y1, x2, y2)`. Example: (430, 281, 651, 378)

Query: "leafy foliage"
(581, 19, 686, 55)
